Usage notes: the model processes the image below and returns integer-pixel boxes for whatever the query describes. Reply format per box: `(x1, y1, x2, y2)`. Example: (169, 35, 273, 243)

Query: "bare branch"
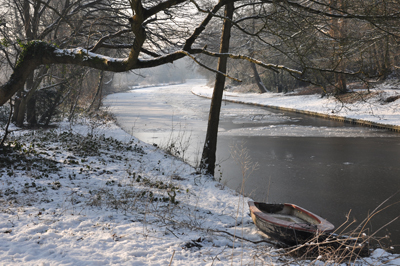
(89, 29, 131, 52)
(182, 50, 241, 82)
(144, 0, 188, 19)
(201, 49, 301, 75)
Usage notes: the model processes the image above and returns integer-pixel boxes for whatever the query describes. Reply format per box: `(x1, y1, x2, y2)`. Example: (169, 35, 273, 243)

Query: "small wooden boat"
(248, 201, 335, 246)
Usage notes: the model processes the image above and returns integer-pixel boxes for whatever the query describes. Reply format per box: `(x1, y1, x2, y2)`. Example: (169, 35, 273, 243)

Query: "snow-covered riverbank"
(1, 81, 400, 265)
(0, 120, 267, 265)
(192, 80, 400, 130)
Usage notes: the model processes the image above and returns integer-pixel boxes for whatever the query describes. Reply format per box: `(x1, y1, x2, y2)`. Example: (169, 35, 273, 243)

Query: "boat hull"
(248, 201, 335, 246)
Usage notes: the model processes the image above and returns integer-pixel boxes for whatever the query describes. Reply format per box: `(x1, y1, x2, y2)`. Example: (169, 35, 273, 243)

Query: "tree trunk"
(96, 77, 103, 111)
(0, 101, 13, 148)
(15, 67, 47, 127)
(26, 93, 37, 127)
(12, 91, 22, 123)
(380, 36, 391, 79)
(15, 0, 33, 127)
(87, 70, 104, 112)
(16, 97, 27, 127)
(200, 2, 234, 176)
(250, 62, 268, 93)
(335, 72, 346, 93)
(249, 4, 268, 94)
(68, 75, 85, 122)
(14, 72, 35, 127)
(329, 0, 347, 95)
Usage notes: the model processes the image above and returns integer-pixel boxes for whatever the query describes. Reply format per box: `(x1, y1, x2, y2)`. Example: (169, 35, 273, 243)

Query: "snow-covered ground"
(1, 81, 400, 265)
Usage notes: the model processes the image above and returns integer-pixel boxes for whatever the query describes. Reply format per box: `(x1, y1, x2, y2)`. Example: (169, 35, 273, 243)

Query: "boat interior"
(255, 203, 320, 225)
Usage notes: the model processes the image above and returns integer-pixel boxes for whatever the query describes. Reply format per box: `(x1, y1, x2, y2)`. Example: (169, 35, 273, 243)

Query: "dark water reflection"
(217, 137, 400, 252)
(218, 137, 400, 236)
(105, 80, 400, 252)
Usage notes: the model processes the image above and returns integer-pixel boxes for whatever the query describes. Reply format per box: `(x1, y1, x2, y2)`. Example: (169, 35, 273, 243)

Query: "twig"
(210, 229, 278, 246)
(211, 247, 225, 266)
(356, 191, 400, 232)
(166, 227, 179, 239)
(168, 250, 175, 266)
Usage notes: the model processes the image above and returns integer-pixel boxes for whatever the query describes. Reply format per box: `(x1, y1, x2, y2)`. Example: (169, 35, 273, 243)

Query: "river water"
(105, 79, 400, 251)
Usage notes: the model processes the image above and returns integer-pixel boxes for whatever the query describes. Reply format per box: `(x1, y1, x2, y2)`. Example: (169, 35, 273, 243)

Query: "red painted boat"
(248, 201, 335, 246)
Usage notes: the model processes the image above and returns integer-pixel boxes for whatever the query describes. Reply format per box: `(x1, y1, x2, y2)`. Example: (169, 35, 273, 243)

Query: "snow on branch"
(201, 49, 303, 75)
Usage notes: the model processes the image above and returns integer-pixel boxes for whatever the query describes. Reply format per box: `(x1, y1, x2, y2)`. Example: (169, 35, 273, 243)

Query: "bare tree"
(200, 2, 234, 176)
(0, 0, 216, 106)
(0, 0, 130, 125)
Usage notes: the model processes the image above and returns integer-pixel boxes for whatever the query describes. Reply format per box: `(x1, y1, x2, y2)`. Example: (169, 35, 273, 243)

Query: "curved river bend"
(105, 79, 400, 252)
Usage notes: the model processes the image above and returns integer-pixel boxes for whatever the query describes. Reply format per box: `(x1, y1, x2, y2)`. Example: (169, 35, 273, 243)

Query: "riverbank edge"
(191, 90, 400, 132)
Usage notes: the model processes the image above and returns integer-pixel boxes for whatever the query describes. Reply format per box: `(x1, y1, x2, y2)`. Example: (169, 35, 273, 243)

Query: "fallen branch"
(207, 228, 280, 246)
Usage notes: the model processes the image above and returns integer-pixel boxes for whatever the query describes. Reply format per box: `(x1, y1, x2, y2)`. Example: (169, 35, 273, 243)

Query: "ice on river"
(106, 80, 400, 138)
(220, 124, 400, 137)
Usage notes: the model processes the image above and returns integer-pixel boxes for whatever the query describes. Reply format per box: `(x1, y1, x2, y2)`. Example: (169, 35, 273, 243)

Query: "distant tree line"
(197, 0, 400, 94)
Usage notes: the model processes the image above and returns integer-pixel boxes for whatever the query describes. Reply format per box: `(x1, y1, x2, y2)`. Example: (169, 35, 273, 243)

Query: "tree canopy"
(1, 0, 400, 105)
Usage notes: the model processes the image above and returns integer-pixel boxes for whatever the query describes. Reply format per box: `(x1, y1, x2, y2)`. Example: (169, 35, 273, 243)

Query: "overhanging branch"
(201, 49, 301, 75)
(182, 50, 241, 82)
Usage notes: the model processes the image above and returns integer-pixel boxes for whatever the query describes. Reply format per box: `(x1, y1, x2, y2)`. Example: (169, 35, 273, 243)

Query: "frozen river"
(105, 79, 400, 251)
